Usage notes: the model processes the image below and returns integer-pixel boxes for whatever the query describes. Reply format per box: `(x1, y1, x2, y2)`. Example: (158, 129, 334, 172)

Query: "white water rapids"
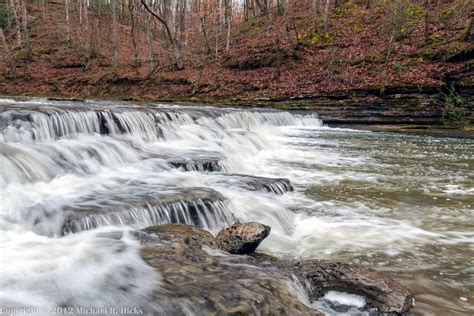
(0, 98, 472, 315)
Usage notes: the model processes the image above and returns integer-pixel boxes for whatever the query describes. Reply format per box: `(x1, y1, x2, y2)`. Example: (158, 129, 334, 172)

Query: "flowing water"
(0, 97, 472, 315)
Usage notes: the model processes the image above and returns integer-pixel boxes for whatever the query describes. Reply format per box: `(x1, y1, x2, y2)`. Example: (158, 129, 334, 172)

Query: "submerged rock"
(136, 223, 414, 315)
(215, 222, 271, 254)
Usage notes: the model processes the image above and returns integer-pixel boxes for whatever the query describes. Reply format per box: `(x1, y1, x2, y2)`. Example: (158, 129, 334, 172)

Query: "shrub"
(439, 86, 471, 129)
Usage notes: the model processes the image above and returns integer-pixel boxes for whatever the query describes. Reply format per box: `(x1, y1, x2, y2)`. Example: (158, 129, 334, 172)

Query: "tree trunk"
(199, 14, 212, 55)
(255, 0, 268, 16)
(79, 0, 82, 25)
(112, 0, 119, 67)
(313, 0, 320, 30)
(83, 0, 91, 69)
(128, 0, 140, 74)
(224, 0, 232, 56)
(9, 0, 21, 47)
(275, 37, 281, 80)
(147, 18, 156, 69)
(141, 0, 184, 70)
(0, 28, 16, 78)
(65, 0, 70, 44)
(323, 0, 330, 32)
(20, 0, 31, 58)
(215, 0, 220, 58)
(423, 0, 430, 43)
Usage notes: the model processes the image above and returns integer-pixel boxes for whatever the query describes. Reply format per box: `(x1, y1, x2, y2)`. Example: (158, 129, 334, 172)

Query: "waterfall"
(0, 98, 322, 236)
(2, 97, 467, 314)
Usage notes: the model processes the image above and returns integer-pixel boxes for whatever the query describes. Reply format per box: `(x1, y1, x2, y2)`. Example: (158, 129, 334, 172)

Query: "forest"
(0, 0, 472, 106)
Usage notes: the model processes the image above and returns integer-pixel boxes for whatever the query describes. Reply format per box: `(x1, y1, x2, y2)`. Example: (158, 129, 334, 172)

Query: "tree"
(65, 0, 70, 44)
(224, 0, 232, 55)
(141, 0, 184, 70)
(20, 0, 31, 58)
(0, 27, 16, 78)
(323, 0, 330, 32)
(82, 0, 91, 69)
(111, 0, 119, 67)
(313, 0, 321, 30)
(128, 0, 140, 74)
(423, 0, 430, 43)
(255, 0, 269, 16)
(12, 0, 22, 47)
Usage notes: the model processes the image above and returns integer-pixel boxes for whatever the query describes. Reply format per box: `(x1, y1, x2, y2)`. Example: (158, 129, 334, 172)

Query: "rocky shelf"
(135, 222, 415, 315)
(60, 187, 233, 234)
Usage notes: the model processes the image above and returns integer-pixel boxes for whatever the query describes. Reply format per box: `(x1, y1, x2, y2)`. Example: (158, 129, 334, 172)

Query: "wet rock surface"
(224, 174, 294, 194)
(246, 86, 473, 126)
(58, 187, 233, 234)
(136, 223, 414, 315)
(294, 260, 414, 314)
(137, 224, 318, 315)
(167, 157, 223, 172)
(215, 222, 271, 254)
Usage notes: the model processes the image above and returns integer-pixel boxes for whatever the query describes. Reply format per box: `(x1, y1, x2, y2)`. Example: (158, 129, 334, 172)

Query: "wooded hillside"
(0, 0, 472, 100)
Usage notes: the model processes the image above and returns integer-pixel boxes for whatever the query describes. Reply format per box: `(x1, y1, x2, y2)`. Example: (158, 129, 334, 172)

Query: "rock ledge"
(137, 223, 414, 315)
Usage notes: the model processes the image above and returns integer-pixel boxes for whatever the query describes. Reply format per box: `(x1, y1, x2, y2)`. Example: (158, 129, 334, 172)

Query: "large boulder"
(215, 222, 271, 254)
(136, 223, 415, 315)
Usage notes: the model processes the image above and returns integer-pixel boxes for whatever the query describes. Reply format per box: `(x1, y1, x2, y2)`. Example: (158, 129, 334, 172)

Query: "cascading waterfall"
(1, 98, 472, 315)
(0, 98, 325, 312)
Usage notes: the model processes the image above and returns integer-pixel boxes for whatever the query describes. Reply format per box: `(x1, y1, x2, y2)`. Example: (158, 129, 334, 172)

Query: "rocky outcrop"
(60, 187, 233, 234)
(242, 85, 473, 126)
(136, 223, 415, 315)
(137, 224, 317, 315)
(215, 222, 271, 254)
(294, 260, 414, 313)
(167, 157, 223, 172)
(225, 174, 294, 194)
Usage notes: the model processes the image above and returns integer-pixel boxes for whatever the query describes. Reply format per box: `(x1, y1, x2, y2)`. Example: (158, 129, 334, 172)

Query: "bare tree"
(141, 0, 184, 70)
(112, 0, 119, 67)
(323, 0, 330, 32)
(10, 0, 22, 47)
(423, 0, 430, 43)
(0, 27, 16, 78)
(65, 0, 70, 44)
(255, 0, 269, 16)
(224, 0, 232, 55)
(20, 0, 31, 58)
(147, 17, 156, 69)
(313, 0, 321, 30)
(128, 0, 140, 74)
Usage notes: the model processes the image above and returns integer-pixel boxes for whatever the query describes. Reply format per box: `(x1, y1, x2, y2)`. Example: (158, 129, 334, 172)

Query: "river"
(0, 97, 472, 315)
